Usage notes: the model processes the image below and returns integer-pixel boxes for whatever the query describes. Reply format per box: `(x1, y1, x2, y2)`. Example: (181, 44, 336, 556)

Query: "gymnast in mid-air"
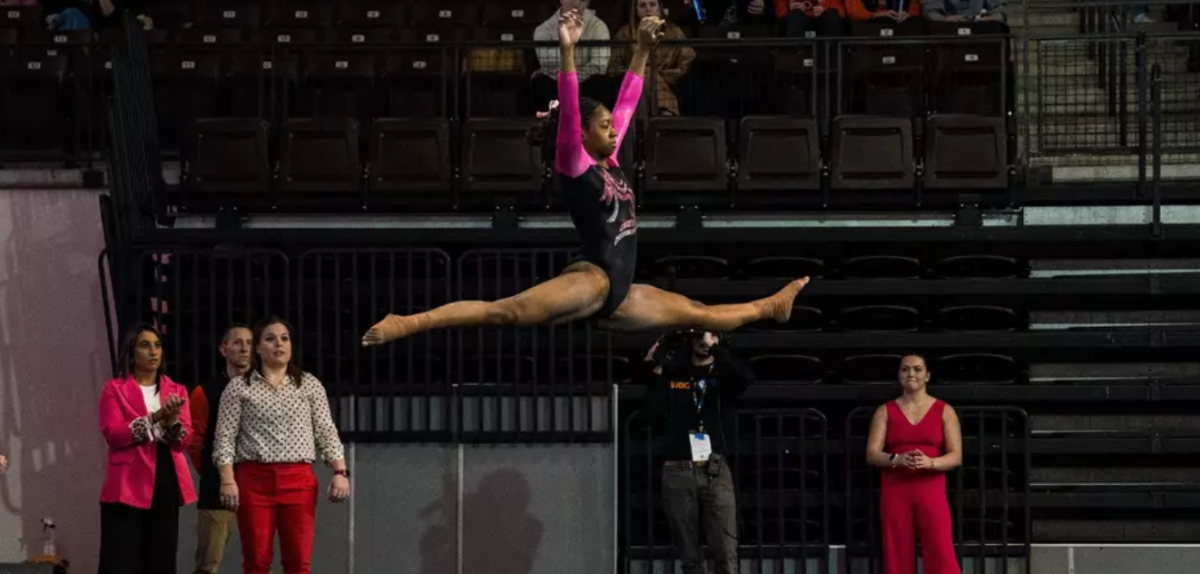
(362, 10, 809, 347)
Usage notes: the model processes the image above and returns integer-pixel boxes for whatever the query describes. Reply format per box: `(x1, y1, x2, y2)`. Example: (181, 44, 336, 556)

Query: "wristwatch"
(334, 469, 351, 478)
(888, 453, 898, 467)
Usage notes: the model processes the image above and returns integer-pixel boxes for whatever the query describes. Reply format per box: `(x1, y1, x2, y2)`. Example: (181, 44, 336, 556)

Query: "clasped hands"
(151, 395, 185, 426)
(894, 449, 937, 471)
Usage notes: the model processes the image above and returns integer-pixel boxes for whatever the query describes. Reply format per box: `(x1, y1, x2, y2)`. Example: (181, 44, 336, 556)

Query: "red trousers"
(880, 473, 960, 574)
(235, 462, 318, 574)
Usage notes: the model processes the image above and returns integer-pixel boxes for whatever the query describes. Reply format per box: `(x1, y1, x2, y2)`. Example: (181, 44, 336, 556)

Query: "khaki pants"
(194, 508, 237, 574)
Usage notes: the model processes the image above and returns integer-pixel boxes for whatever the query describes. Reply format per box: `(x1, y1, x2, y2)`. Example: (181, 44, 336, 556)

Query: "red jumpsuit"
(880, 400, 960, 574)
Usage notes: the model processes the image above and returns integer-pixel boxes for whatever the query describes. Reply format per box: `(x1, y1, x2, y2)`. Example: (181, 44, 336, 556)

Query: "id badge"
(688, 432, 713, 462)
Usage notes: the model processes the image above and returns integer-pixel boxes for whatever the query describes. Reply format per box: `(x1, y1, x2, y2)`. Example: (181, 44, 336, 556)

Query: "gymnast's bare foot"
(758, 277, 810, 324)
(362, 314, 420, 347)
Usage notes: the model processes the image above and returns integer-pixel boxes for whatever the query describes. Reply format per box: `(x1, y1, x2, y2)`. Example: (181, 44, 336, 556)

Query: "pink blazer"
(98, 375, 198, 509)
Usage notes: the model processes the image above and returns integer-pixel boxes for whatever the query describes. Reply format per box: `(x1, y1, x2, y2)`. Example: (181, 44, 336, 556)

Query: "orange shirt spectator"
(846, 0, 921, 21)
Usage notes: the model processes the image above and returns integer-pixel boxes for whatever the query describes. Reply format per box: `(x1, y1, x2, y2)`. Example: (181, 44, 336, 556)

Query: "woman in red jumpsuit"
(865, 353, 964, 574)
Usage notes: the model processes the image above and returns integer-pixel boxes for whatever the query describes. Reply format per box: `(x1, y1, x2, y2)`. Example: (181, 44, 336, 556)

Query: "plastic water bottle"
(41, 517, 56, 556)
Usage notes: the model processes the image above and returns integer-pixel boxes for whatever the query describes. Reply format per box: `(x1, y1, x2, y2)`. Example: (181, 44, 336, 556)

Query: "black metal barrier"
(844, 406, 1031, 574)
(621, 408, 830, 574)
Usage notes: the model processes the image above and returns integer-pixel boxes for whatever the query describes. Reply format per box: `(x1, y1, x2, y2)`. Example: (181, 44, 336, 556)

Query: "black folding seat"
(302, 51, 377, 122)
(264, 28, 318, 47)
(686, 24, 774, 117)
(337, 0, 405, 28)
(265, 1, 333, 30)
(936, 353, 1019, 385)
(746, 257, 826, 279)
(184, 118, 271, 197)
(933, 255, 1019, 279)
(841, 354, 904, 384)
(0, 6, 38, 33)
(0, 50, 69, 156)
(367, 118, 452, 194)
(140, 1, 193, 30)
(223, 51, 301, 119)
(839, 255, 922, 279)
(277, 117, 363, 195)
(926, 21, 1008, 116)
(651, 256, 730, 279)
(480, 3, 550, 30)
(643, 117, 728, 198)
(923, 114, 1008, 190)
(151, 51, 224, 150)
(749, 355, 826, 384)
(382, 29, 461, 117)
(828, 116, 914, 190)
(844, 20, 924, 117)
(0, 27, 15, 48)
(408, 2, 478, 31)
(772, 43, 822, 117)
(835, 305, 921, 332)
(935, 306, 1021, 332)
(736, 116, 821, 192)
(194, 2, 263, 30)
(460, 118, 543, 195)
(326, 28, 393, 45)
(464, 26, 531, 118)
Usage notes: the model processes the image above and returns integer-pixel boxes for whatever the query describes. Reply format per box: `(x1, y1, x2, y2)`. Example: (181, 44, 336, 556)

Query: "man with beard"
(640, 329, 755, 574)
(188, 325, 252, 574)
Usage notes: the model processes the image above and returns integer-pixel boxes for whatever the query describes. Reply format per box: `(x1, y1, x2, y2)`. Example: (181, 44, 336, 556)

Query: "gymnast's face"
(898, 355, 930, 393)
(583, 106, 618, 161)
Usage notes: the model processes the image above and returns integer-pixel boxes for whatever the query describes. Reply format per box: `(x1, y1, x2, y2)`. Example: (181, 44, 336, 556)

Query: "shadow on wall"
(420, 468, 544, 574)
(0, 190, 110, 573)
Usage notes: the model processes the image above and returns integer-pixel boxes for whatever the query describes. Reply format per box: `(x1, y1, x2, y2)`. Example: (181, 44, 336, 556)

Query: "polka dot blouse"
(212, 370, 345, 467)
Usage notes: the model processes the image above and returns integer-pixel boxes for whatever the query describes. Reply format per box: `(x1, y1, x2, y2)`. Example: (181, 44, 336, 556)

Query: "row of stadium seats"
(179, 114, 1008, 209)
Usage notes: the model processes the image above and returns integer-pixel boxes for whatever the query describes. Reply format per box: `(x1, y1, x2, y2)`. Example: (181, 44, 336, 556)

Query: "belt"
(663, 460, 707, 468)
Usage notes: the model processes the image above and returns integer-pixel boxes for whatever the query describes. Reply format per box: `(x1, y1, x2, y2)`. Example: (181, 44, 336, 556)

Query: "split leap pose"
(362, 11, 809, 347)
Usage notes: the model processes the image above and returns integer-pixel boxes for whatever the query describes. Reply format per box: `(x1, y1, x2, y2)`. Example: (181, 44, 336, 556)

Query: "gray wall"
(174, 444, 615, 574)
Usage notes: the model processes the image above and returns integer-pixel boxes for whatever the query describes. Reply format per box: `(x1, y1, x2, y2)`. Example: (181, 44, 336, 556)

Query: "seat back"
(924, 114, 1008, 190)
(369, 118, 452, 193)
(644, 117, 727, 192)
(737, 116, 821, 191)
(829, 116, 914, 190)
(187, 118, 271, 195)
(460, 118, 542, 193)
(278, 118, 362, 193)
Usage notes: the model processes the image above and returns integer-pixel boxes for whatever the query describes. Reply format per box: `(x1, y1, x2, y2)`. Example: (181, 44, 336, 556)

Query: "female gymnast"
(362, 10, 809, 347)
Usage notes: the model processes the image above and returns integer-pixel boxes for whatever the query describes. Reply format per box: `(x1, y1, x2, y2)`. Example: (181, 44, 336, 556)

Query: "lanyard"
(692, 378, 709, 432)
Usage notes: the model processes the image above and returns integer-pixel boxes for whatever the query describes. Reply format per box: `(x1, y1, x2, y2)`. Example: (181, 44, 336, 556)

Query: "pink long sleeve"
(555, 70, 645, 177)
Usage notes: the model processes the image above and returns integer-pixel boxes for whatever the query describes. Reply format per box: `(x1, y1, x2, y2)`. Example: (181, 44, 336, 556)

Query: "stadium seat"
(460, 118, 543, 194)
(303, 52, 378, 120)
(923, 114, 1008, 190)
(0, 51, 68, 155)
(936, 353, 1020, 384)
(195, 3, 263, 30)
(151, 52, 224, 150)
(926, 21, 1008, 116)
(140, 2, 193, 30)
(266, 2, 334, 29)
(223, 53, 301, 119)
(839, 255, 923, 279)
(555, 354, 633, 385)
(829, 116, 915, 190)
(933, 255, 1020, 279)
(736, 116, 821, 192)
(264, 28, 319, 46)
(749, 355, 826, 384)
(0, 27, 16, 47)
(464, 27, 530, 117)
(338, 1, 406, 28)
(651, 256, 730, 279)
(689, 24, 774, 117)
(326, 28, 394, 44)
(836, 305, 921, 332)
(185, 118, 271, 195)
(383, 29, 462, 117)
(0, 5, 38, 30)
(841, 354, 904, 384)
(935, 305, 1021, 332)
(277, 118, 363, 194)
(367, 118, 452, 194)
(745, 257, 826, 279)
(408, 3, 479, 29)
(760, 305, 826, 332)
(173, 28, 244, 46)
(481, 3, 550, 28)
(643, 117, 728, 194)
(845, 20, 925, 117)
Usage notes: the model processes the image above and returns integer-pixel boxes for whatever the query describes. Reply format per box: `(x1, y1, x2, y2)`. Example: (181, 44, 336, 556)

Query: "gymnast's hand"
(635, 16, 666, 51)
(559, 8, 584, 49)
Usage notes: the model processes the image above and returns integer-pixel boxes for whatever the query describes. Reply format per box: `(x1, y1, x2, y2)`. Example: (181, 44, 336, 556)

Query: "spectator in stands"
(866, 354, 964, 574)
(534, 0, 612, 106)
(846, 0, 921, 22)
(923, 0, 1006, 23)
(188, 325, 252, 574)
(776, 0, 847, 37)
(98, 324, 197, 574)
(639, 329, 754, 574)
(0, 0, 37, 6)
(693, 0, 776, 26)
(214, 316, 349, 574)
(609, 0, 696, 115)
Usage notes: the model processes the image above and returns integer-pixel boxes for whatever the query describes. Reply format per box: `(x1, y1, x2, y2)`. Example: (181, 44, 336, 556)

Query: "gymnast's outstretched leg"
(361, 262, 609, 346)
(599, 278, 810, 332)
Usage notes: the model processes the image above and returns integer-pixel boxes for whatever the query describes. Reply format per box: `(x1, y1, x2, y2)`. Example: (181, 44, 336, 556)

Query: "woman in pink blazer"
(98, 324, 197, 574)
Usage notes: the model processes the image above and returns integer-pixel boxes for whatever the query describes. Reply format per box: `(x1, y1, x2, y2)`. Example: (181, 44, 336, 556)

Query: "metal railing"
(843, 405, 1031, 574)
(621, 408, 830, 574)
